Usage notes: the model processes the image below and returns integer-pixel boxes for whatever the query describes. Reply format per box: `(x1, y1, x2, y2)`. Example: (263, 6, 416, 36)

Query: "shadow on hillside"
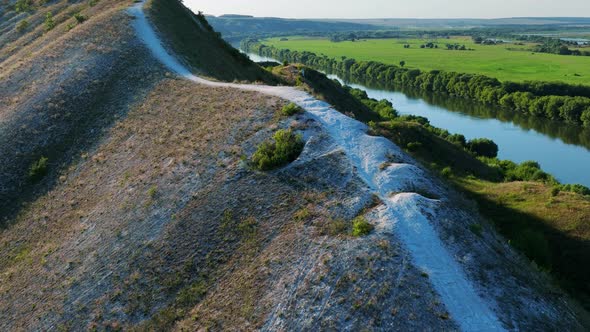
(147, 0, 281, 85)
(465, 189, 590, 311)
(0, 48, 164, 227)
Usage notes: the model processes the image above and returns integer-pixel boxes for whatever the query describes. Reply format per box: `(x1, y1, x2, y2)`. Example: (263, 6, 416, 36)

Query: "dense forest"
(243, 40, 590, 126)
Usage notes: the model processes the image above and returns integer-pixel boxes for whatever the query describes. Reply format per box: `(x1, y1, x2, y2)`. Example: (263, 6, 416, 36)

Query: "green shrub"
(29, 156, 49, 182)
(467, 138, 498, 158)
(281, 103, 303, 116)
(293, 207, 311, 222)
(15, 0, 32, 12)
(504, 160, 552, 182)
(147, 185, 158, 199)
(44, 12, 55, 32)
(582, 109, 590, 127)
(550, 187, 560, 197)
(237, 217, 258, 237)
(441, 167, 452, 178)
(251, 129, 304, 170)
(16, 19, 29, 33)
(73, 13, 87, 24)
(351, 216, 374, 237)
(406, 141, 422, 152)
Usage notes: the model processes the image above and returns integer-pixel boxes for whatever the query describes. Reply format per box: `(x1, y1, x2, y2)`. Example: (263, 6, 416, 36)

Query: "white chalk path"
(129, 2, 505, 331)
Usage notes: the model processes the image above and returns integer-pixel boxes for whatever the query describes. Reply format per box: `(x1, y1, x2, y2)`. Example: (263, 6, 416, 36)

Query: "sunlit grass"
(263, 36, 590, 85)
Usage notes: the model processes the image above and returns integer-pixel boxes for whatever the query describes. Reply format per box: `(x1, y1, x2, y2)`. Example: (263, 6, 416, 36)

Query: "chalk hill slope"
(0, 0, 588, 330)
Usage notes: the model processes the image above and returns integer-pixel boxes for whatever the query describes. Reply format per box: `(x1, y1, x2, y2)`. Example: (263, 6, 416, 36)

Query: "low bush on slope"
(281, 102, 303, 116)
(252, 129, 304, 170)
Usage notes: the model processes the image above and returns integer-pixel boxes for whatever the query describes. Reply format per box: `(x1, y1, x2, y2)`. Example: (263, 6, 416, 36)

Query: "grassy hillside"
(1, 0, 589, 329)
(0, 0, 162, 223)
(262, 36, 590, 85)
(0, 0, 283, 223)
(0, 77, 463, 331)
(146, 0, 279, 83)
(0, 2, 459, 330)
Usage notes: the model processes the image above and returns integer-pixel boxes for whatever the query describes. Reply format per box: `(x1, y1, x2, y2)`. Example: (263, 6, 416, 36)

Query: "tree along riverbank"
(242, 39, 590, 127)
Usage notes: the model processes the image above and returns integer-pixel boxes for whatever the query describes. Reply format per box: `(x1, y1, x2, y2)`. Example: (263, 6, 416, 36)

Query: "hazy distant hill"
(321, 17, 590, 28)
(207, 15, 377, 41)
(209, 15, 590, 41)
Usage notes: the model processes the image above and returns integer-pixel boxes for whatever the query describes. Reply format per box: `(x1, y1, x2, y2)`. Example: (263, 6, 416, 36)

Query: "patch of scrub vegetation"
(44, 12, 56, 32)
(351, 216, 374, 237)
(15, 0, 33, 13)
(73, 13, 87, 24)
(281, 103, 303, 116)
(146, 0, 280, 84)
(28, 157, 48, 183)
(251, 129, 304, 171)
(16, 19, 29, 33)
(466, 138, 498, 158)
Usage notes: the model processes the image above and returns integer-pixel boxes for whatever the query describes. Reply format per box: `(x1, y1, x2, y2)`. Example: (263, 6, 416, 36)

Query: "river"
(242, 51, 590, 187)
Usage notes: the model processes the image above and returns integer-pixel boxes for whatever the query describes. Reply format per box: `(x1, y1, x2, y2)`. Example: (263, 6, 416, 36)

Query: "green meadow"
(263, 36, 590, 85)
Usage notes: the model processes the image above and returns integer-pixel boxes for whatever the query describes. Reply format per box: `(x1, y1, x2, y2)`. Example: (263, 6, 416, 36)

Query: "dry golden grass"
(0, 79, 288, 330)
(0, 1, 137, 121)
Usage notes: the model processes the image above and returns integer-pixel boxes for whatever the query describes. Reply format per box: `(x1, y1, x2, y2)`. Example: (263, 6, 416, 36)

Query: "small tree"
(467, 138, 498, 158)
(399, 60, 406, 68)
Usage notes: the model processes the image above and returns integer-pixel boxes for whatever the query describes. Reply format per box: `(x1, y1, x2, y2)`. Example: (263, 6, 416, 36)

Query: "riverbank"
(244, 49, 590, 187)
(242, 39, 590, 127)
(332, 75, 590, 188)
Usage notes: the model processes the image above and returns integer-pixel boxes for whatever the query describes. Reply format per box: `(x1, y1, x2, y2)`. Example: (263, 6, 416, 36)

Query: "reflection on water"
(242, 52, 590, 186)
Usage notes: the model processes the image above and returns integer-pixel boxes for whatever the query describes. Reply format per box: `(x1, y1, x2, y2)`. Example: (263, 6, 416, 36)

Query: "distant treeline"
(242, 40, 590, 126)
(531, 39, 590, 56)
(330, 31, 590, 57)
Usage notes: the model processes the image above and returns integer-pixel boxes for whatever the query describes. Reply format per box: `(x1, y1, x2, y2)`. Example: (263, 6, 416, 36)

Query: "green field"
(263, 36, 590, 85)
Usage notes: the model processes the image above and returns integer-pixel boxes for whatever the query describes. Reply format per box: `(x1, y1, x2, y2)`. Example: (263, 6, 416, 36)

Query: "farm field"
(262, 36, 590, 85)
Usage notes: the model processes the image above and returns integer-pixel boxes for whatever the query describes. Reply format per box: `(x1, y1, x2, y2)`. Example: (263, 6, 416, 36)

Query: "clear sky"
(184, 0, 589, 19)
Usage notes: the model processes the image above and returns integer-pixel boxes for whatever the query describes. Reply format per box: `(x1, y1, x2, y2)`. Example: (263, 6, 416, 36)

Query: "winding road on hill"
(129, 1, 505, 330)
